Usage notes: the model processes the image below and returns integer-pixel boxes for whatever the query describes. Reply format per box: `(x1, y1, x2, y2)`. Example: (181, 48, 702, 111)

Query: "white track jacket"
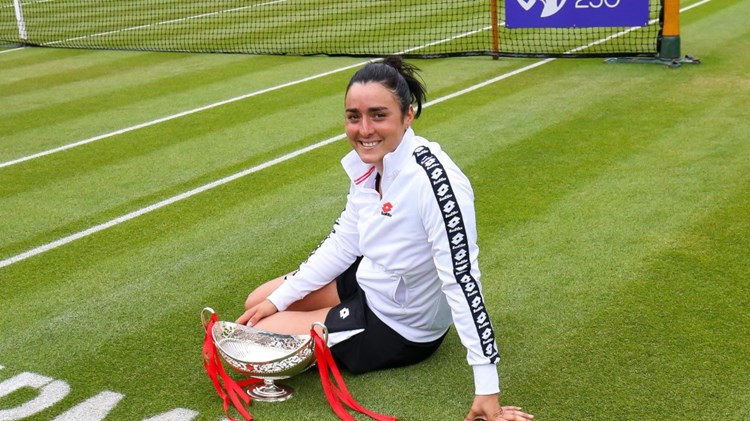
(267, 128, 500, 394)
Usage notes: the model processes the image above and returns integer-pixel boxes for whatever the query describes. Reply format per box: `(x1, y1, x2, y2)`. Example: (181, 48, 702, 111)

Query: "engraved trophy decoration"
(201, 307, 326, 402)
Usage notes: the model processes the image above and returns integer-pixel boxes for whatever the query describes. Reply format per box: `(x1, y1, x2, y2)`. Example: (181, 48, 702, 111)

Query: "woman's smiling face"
(345, 82, 414, 173)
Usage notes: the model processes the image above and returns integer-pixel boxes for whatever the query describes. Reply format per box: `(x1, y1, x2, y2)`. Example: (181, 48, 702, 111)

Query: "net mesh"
(0, 0, 662, 58)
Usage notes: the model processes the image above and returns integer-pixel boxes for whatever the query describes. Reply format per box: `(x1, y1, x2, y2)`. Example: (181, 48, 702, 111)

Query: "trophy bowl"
(202, 307, 327, 402)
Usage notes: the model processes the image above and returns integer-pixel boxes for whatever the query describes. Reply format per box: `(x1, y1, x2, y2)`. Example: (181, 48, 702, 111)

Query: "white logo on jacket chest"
(339, 307, 350, 319)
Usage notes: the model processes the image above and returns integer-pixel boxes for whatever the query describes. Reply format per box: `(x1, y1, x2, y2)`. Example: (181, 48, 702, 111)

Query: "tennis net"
(1, 0, 663, 58)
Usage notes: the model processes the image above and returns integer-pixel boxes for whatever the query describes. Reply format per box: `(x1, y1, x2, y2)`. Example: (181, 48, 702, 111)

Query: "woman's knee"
(244, 276, 285, 309)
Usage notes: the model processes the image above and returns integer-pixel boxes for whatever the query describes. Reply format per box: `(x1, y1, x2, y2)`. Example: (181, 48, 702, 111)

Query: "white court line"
(0, 47, 25, 54)
(0, 135, 345, 269)
(0, 0, 54, 7)
(0, 2, 710, 268)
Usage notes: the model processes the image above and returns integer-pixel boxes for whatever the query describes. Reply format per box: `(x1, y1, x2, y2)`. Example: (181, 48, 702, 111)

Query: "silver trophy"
(201, 307, 326, 402)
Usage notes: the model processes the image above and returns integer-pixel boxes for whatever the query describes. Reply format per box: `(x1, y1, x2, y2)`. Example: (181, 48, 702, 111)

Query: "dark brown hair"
(346, 55, 427, 118)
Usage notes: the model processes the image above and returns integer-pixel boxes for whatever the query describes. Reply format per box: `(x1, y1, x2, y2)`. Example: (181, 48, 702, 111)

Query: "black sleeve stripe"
(413, 146, 499, 363)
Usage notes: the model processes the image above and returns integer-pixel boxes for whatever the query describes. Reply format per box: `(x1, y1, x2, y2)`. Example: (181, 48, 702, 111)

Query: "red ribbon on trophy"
(202, 310, 396, 421)
(311, 327, 396, 421)
(202, 312, 260, 421)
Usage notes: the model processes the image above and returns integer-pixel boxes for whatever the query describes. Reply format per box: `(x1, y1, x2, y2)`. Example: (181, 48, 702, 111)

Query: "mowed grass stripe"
(0, 52, 360, 161)
(500, 161, 750, 420)
(0, 53, 262, 139)
(0, 75, 346, 258)
(530, 185, 750, 420)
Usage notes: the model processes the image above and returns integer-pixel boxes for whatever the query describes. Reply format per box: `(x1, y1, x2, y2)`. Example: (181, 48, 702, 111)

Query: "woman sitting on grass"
(237, 55, 533, 421)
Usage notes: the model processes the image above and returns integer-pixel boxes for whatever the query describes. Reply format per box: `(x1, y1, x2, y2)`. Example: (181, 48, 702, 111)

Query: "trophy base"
(247, 379, 294, 402)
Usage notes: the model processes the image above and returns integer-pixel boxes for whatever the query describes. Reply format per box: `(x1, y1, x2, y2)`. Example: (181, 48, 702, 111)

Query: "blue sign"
(506, 0, 650, 28)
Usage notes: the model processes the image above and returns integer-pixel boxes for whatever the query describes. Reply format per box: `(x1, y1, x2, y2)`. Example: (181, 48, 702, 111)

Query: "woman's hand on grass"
(465, 394, 534, 421)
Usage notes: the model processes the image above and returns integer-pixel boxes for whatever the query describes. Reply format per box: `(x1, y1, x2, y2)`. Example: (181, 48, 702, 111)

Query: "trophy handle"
(311, 321, 328, 344)
(201, 307, 216, 331)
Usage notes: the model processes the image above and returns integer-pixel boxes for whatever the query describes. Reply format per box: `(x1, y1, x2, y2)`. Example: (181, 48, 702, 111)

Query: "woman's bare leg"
(240, 274, 340, 334)
(244, 275, 286, 309)
(252, 308, 332, 335)
(244, 274, 340, 311)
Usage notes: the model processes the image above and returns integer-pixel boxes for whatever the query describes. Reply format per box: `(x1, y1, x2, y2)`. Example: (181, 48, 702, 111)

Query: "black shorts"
(324, 257, 447, 374)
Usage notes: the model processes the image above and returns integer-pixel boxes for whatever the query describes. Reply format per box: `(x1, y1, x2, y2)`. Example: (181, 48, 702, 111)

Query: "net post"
(659, 0, 681, 59)
(605, 0, 699, 67)
(490, 0, 499, 60)
(12, 0, 28, 42)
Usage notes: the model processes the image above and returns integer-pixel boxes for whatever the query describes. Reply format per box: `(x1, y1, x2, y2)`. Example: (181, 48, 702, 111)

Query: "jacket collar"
(341, 127, 419, 189)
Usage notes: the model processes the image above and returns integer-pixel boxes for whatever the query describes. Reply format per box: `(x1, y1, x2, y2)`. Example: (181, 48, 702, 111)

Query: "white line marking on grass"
(684, 0, 712, 11)
(0, 47, 25, 54)
(398, 25, 495, 55)
(0, 134, 345, 269)
(0, 2, 709, 268)
(0, 0, 54, 7)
